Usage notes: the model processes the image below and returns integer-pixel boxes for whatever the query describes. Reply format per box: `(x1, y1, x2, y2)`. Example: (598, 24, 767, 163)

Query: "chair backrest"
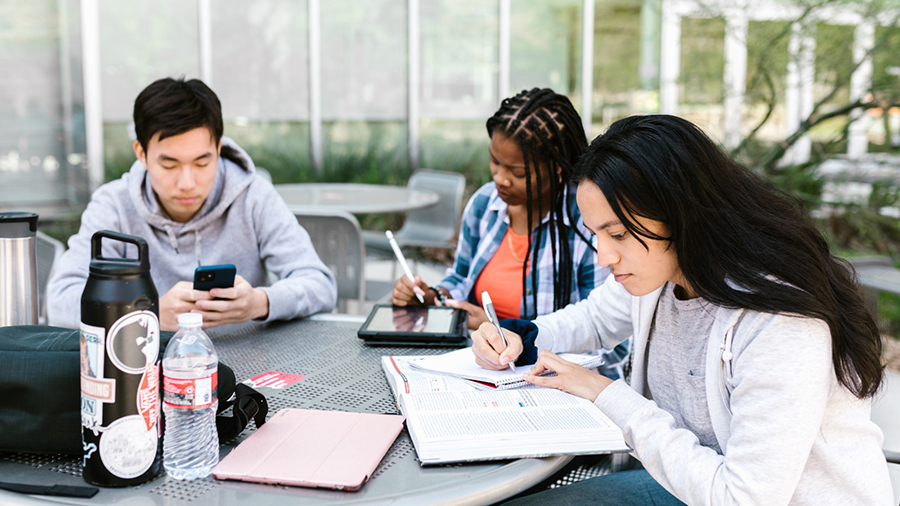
(35, 231, 65, 324)
(395, 169, 467, 248)
(293, 210, 366, 314)
(255, 167, 273, 183)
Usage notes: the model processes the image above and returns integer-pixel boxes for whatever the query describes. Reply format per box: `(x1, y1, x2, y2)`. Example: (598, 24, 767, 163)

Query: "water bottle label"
(163, 372, 218, 408)
(80, 323, 112, 431)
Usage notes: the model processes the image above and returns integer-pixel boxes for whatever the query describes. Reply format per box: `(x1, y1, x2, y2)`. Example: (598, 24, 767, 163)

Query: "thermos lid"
(0, 212, 38, 239)
(89, 230, 151, 276)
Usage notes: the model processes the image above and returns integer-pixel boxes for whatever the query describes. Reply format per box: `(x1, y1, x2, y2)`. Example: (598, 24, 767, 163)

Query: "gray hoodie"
(47, 138, 337, 329)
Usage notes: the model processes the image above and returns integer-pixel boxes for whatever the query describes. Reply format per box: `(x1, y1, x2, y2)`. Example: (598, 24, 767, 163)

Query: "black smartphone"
(193, 264, 236, 291)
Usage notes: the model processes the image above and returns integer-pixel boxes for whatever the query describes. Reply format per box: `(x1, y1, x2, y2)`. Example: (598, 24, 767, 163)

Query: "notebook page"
(408, 347, 605, 387)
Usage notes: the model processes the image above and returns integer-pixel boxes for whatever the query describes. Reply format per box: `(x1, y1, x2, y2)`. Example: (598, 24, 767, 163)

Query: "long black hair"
(573, 114, 883, 398)
(486, 88, 594, 318)
(134, 77, 246, 170)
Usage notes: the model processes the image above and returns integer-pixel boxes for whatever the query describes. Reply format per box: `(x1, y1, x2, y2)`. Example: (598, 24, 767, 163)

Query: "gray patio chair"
(848, 256, 900, 317)
(363, 169, 466, 276)
(294, 209, 366, 314)
(256, 166, 273, 183)
(36, 230, 65, 325)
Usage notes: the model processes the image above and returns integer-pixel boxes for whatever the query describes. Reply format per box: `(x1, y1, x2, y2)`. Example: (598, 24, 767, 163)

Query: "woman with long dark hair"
(474, 115, 892, 504)
(393, 88, 629, 377)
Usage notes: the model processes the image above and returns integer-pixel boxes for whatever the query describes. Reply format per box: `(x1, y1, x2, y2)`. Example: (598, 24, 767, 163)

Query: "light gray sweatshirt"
(533, 275, 894, 505)
(47, 138, 337, 328)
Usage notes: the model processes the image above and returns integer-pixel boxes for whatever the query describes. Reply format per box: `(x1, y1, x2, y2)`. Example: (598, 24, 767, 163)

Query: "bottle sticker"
(136, 363, 159, 432)
(106, 311, 160, 375)
(80, 323, 112, 431)
(163, 372, 218, 408)
(98, 415, 158, 479)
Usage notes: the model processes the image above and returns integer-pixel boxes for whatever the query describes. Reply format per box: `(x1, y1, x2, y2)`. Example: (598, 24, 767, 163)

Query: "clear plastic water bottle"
(162, 313, 219, 480)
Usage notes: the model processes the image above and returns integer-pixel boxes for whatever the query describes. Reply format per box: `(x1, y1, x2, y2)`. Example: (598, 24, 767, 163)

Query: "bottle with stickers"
(162, 313, 219, 480)
(80, 231, 161, 487)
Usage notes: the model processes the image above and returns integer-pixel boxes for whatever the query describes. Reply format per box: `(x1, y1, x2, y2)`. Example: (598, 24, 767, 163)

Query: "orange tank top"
(473, 228, 530, 320)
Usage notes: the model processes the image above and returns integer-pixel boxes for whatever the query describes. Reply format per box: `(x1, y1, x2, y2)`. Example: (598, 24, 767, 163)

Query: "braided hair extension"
(486, 88, 593, 318)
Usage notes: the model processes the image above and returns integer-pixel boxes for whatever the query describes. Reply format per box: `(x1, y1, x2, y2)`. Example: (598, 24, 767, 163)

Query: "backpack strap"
(0, 481, 98, 499)
(216, 383, 268, 442)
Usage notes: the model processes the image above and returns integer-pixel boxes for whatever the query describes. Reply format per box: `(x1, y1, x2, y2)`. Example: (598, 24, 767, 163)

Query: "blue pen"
(481, 290, 516, 372)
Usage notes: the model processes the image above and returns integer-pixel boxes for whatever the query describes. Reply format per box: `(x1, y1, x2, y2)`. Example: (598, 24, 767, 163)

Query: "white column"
(80, 0, 104, 190)
(785, 22, 815, 165)
(848, 20, 874, 159)
(198, 0, 213, 85)
(723, 10, 747, 149)
(499, 0, 510, 101)
(639, 0, 661, 92)
(581, 0, 595, 135)
(659, 0, 681, 114)
(308, 0, 323, 173)
(408, 0, 420, 171)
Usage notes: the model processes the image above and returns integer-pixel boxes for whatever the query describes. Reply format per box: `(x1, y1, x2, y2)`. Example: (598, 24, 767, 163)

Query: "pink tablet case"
(212, 408, 405, 491)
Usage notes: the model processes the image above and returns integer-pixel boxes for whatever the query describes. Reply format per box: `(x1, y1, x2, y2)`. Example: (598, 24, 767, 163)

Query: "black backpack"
(0, 325, 267, 454)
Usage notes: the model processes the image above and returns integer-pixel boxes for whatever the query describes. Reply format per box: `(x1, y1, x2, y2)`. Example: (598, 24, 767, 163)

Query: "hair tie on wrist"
(430, 286, 446, 305)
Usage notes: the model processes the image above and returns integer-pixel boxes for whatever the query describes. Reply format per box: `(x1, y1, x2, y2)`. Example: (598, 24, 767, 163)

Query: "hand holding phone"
(194, 264, 236, 292)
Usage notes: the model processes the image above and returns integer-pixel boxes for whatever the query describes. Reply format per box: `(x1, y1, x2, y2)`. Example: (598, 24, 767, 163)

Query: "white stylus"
(386, 230, 425, 304)
(482, 290, 516, 372)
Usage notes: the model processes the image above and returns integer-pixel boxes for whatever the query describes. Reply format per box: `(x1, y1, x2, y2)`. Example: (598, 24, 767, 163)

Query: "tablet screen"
(364, 306, 456, 334)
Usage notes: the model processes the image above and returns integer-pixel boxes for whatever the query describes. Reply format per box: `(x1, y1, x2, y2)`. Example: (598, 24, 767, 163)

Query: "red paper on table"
(244, 371, 305, 389)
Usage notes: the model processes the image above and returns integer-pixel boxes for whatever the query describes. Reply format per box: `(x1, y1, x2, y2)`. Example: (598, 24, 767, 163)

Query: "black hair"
(573, 114, 883, 398)
(133, 77, 245, 169)
(486, 88, 594, 318)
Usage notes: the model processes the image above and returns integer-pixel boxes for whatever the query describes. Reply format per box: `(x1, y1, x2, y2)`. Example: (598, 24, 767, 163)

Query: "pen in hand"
(481, 290, 516, 372)
(386, 230, 425, 304)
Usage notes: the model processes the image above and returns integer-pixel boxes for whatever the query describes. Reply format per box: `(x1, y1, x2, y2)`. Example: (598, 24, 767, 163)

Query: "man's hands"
(159, 275, 269, 331)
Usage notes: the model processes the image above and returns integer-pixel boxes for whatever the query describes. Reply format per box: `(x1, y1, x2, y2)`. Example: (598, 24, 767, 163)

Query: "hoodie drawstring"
(164, 226, 178, 253)
(194, 231, 202, 267)
(163, 226, 202, 267)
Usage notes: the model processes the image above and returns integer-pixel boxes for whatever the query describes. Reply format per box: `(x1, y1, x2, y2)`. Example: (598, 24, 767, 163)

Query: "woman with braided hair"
(393, 88, 629, 378)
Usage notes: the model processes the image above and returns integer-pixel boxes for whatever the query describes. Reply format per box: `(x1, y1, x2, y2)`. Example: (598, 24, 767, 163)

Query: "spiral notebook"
(407, 347, 605, 390)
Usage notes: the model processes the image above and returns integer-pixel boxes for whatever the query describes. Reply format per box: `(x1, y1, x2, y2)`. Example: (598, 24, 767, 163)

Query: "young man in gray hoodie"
(47, 78, 337, 331)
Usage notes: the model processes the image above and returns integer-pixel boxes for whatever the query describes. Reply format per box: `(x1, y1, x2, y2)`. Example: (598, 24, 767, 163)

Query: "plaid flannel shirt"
(438, 182, 629, 378)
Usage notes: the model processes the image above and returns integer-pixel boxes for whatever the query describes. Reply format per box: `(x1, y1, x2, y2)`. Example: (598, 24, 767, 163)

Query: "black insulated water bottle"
(80, 230, 161, 487)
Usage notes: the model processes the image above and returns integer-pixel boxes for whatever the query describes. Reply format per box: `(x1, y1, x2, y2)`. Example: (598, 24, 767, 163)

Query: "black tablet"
(358, 304, 468, 347)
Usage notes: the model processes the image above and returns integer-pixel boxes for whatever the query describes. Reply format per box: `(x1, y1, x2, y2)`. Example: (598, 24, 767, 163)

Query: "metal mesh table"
(0, 316, 570, 505)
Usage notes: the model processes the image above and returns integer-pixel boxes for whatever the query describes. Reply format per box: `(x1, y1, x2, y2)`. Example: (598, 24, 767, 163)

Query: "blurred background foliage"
(12, 0, 900, 330)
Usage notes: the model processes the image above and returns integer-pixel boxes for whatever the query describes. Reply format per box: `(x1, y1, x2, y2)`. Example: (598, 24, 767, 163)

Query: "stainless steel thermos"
(0, 212, 39, 327)
(80, 230, 162, 486)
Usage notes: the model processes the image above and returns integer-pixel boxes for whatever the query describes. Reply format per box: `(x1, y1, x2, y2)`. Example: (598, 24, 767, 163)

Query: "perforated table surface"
(0, 315, 570, 505)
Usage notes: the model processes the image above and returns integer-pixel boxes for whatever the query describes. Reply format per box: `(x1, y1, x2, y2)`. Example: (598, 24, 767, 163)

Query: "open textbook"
(381, 355, 629, 465)
(407, 347, 606, 390)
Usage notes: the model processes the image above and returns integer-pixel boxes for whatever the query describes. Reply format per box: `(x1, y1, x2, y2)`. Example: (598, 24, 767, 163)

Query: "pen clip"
(483, 304, 494, 324)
